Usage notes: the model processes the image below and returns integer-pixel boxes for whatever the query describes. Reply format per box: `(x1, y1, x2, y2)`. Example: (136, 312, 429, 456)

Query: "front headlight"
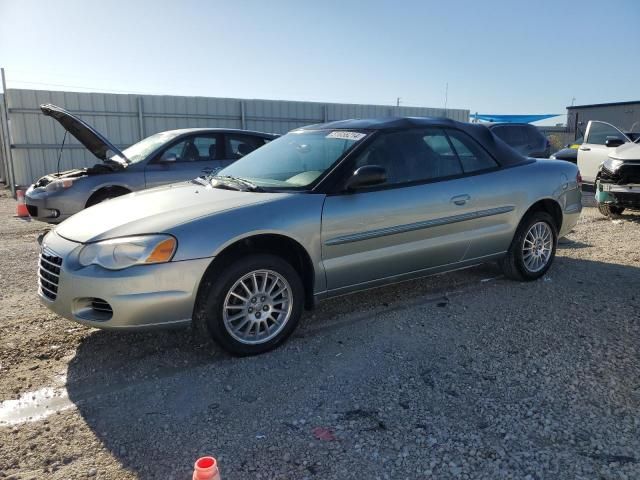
(45, 178, 75, 192)
(602, 158, 624, 171)
(78, 235, 177, 270)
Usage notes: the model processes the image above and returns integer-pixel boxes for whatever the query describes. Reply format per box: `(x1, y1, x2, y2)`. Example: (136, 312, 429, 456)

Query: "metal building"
(567, 100, 640, 139)
(0, 88, 469, 191)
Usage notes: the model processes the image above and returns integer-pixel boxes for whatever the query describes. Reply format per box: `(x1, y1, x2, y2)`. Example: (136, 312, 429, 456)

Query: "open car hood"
(40, 104, 128, 165)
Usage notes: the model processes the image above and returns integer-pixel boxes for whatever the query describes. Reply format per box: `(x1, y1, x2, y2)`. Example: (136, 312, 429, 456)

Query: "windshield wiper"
(211, 175, 264, 192)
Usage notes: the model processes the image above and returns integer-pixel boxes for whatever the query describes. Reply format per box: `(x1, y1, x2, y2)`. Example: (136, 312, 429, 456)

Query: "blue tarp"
(470, 114, 560, 124)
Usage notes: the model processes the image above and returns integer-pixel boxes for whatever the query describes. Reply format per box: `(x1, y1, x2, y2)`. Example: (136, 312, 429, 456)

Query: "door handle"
(450, 194, 470, 206)
(579, 147, 591, 151)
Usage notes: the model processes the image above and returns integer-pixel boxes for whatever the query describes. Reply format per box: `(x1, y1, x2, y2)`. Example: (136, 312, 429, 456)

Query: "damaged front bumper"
(596, 162, 640, 209)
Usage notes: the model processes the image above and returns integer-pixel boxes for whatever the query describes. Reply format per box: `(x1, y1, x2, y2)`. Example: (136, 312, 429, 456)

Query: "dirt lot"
(1, 187, 639, 479)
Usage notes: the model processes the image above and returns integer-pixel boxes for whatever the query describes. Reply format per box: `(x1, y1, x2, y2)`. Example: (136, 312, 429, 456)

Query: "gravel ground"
(1, 186, 639, 480)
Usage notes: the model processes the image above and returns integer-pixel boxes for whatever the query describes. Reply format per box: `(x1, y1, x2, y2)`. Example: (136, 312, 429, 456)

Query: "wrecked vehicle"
(25, 104, 277, 223)
(595, 141, 640, 216)
(38, 117, 581, 356)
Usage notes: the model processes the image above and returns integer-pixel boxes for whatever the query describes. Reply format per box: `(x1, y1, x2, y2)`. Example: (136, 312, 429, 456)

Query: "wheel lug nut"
(263, 305, 269, 311)
(248, 307, 253, 313)
(260, 296, 266, 301)
(255, 312, 261, 319)
(251, 297, 257, 303)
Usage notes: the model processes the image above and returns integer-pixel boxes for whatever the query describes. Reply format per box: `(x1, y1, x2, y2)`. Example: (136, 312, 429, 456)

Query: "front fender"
(168, 194, 327, 292)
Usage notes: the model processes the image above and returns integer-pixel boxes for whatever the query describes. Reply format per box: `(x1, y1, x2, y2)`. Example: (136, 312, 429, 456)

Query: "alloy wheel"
(522, 221, 553, 273)
(222, 269, 293, 345)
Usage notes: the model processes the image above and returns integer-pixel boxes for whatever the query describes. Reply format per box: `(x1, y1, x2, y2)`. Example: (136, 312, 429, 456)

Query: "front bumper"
(597, 182, 640, 209)
(38, 232, 212, 329)
(25, 185, 76, 223)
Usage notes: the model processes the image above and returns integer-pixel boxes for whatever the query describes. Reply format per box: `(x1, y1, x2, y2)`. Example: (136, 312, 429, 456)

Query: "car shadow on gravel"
(63, 257, 640, 479)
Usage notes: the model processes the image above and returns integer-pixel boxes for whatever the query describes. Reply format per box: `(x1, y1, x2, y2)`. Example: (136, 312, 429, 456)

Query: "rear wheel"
(193, 254, 304, 356)
(500, 211, 557, 281)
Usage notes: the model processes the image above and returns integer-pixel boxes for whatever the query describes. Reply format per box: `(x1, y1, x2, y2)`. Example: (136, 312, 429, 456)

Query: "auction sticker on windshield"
(326, 131, 366, 141)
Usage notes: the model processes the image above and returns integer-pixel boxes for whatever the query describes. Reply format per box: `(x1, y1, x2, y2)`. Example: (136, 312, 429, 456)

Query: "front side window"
(217, 129, 365, 189)
(161, 135, 218, 163)
(586, 122, 627, 145)
(353, 128, 464, 186)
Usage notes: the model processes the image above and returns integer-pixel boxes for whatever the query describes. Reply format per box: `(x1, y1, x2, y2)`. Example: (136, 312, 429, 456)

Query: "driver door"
(144, 134, 222, 188)
(577, 121, 629, 184)
(321, 128, 477, 293)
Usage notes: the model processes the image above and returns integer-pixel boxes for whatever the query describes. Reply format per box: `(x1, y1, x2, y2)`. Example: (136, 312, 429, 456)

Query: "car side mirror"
(605, 137, 625, 148)
(160, 152, 177, 163)
(345, 165, 387, 190)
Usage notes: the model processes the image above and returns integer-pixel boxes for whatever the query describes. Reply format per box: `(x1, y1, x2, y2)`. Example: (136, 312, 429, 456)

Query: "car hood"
(41, 104, 128, 166)
(55, 181, 290, 243)
(610, 142, 640, 161)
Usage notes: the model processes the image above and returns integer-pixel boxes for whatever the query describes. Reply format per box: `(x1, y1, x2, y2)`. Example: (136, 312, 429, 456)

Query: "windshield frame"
(212, 128, 374, 193)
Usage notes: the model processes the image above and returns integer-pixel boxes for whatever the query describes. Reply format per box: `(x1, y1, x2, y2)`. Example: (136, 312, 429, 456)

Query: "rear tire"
(193, 254, 304, 356)
(597, 203, 624, 217)
(500, 211, 557, 281)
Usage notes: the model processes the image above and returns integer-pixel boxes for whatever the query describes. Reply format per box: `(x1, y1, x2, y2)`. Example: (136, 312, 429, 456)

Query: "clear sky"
(1, 0, 639, 125)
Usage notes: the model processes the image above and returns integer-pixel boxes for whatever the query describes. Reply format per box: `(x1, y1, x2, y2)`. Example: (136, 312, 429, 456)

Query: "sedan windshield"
(216, 129, 367, 189)
(112, 131, 183, 164)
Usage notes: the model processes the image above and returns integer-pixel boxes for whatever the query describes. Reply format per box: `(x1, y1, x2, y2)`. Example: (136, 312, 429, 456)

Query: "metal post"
(1, 68, 16, 195)
(137, 96, 145, 140)
(240, 100, 246, 129)
(0, 95, 7, 183)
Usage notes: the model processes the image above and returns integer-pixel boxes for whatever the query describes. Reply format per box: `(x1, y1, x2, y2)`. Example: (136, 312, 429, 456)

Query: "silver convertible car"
(38, 117, 582, 355)
(26, 104, 276, 223)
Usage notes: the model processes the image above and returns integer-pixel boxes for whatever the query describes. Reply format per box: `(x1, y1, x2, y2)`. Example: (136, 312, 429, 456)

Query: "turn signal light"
(145, 237, 177, 263)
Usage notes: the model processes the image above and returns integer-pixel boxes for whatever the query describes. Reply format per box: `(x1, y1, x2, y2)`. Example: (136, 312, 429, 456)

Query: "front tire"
(501, 211, 557, 281)
(597, 203, 624, 217)
(193, 254, 304, 356)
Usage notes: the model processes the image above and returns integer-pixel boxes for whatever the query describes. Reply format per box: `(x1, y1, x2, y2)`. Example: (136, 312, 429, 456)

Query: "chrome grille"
(39, 248, 62, 301)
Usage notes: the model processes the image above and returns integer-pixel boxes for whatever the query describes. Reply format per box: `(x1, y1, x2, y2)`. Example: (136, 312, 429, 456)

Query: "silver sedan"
(38, 117, 582, 355)
(25, 104, 276, 223)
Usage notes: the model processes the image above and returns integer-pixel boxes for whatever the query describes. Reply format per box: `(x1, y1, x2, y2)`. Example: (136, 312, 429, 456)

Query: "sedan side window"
(161, 136, 218, 163)
(586, 122, 626, 145)
(445, 129, 499, 173)
(225, 134, 266, 160)
(353, 128, 463, 186)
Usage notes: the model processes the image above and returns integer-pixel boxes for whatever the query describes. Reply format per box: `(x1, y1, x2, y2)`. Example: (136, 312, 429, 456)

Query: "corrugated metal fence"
(0, 88, 469, 191)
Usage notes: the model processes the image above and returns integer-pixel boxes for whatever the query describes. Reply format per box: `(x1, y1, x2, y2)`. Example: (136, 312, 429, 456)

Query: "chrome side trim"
(324, 206, 515, 246)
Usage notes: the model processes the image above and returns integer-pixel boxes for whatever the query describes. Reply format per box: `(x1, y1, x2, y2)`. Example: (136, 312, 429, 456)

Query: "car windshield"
(215, 129, 367, 189)
(112, 131, 183, 164)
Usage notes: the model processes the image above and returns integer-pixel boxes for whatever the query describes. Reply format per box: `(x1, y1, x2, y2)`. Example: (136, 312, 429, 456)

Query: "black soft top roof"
(300, 117, 527, 167)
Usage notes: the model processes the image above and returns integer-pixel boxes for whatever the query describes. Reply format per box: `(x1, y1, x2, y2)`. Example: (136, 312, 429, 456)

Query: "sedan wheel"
(522, 222, 553, 273)
(223, 270, 293, 345)
(193, 254, 304, 356)
(501, 211, 557, 281)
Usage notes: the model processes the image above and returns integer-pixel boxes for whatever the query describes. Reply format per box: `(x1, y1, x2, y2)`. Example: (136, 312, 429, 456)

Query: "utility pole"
(444, 82, 449, 117)
(571, 97, 576, 106)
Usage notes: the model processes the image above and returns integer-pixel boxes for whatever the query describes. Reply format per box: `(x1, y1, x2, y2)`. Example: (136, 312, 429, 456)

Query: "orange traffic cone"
(193, 457, 220, 480)
(15, 190, 30, 217)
